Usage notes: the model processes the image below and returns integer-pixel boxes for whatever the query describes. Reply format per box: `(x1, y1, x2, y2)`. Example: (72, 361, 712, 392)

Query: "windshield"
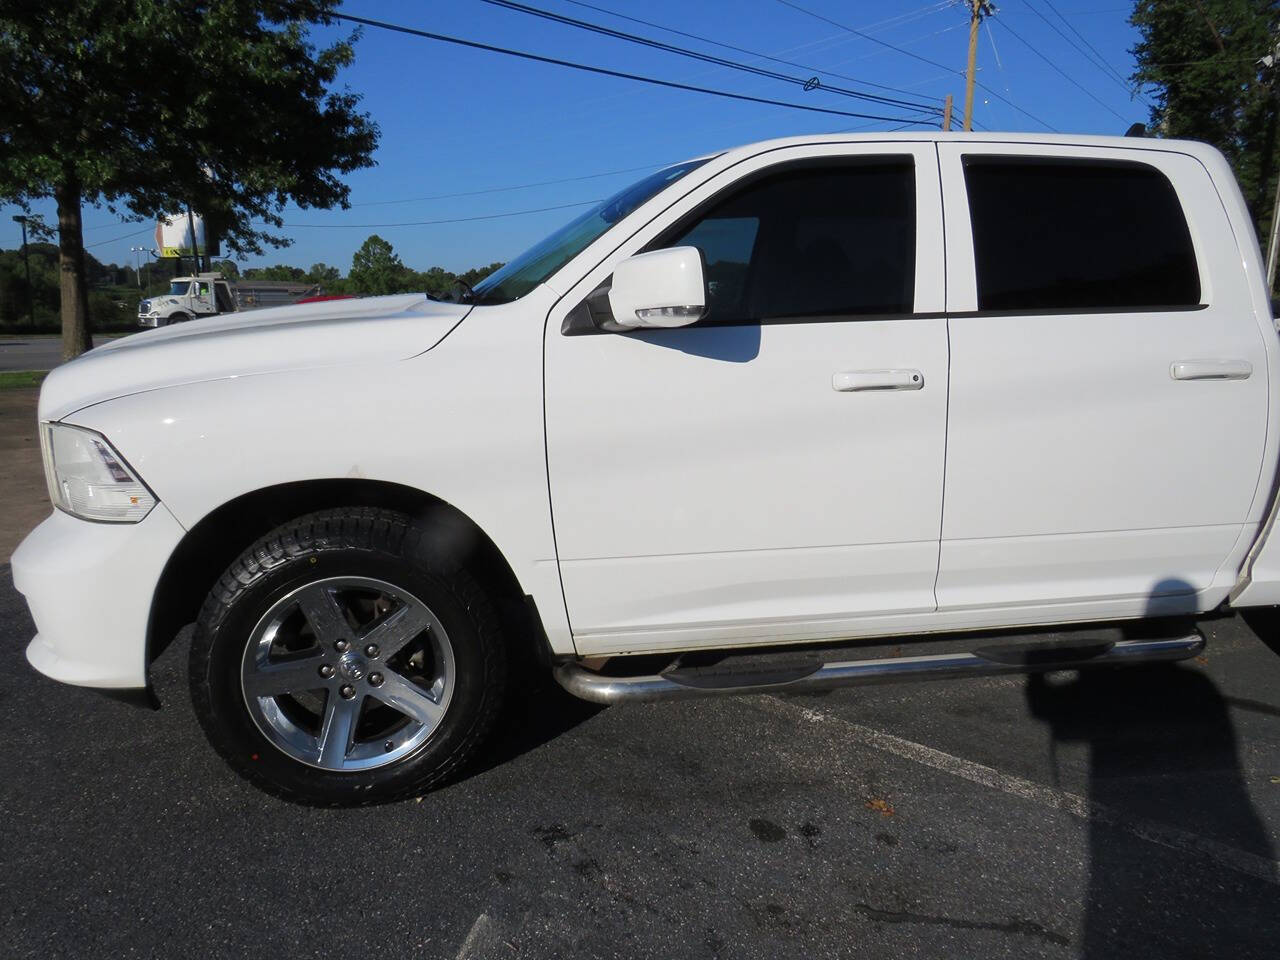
(168, 281, 191, 296)
(471, 158, 711, 305)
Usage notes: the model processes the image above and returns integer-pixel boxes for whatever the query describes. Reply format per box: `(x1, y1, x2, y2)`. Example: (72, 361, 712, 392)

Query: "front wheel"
(189, 508, 508, 805)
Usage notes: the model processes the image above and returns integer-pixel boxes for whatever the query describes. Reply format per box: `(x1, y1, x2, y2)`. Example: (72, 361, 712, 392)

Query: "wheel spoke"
(360, 602, 431, 659)
(316, 693, 363, 768)
(297, 583, 355, 645)
(243, 651, 326, 698)
(370, 670, 445, 730)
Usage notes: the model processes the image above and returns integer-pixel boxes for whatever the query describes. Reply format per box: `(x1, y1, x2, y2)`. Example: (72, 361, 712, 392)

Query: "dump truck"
(137, 273, 321, 327)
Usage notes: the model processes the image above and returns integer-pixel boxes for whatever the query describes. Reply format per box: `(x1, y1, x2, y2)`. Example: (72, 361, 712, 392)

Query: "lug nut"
(339, 684, 356, 699)
(364, 643, 379, 658)
(335, 639, 350, 653)
(384, 740, 394, 752)
(318, 664, 335, 679)
(369, 672, 384, 687)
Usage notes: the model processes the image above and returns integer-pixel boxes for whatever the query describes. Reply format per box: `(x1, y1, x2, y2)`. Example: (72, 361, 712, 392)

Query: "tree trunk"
(54, 176, 92, 360)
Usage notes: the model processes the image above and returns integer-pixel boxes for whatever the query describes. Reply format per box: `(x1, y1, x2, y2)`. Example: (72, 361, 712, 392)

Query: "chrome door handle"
(1170, 360, 1253, 381)
(832, 369, 924, 392)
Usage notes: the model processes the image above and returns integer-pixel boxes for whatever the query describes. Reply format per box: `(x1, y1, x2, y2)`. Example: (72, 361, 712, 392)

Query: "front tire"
(189, 507, 507, 805)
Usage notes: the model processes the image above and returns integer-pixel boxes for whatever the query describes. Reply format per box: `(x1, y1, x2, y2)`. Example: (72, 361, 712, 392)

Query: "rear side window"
(655, 160, 916, 323)
(963, 157, 1200, 311)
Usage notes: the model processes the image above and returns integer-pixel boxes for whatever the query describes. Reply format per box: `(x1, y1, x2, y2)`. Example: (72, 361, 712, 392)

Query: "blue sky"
(5, 0, 1148, 276)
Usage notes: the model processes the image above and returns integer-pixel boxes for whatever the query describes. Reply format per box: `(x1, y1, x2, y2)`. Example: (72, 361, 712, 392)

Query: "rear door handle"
(1170, 360, 1253, 381)
(832, 369, 924, 392)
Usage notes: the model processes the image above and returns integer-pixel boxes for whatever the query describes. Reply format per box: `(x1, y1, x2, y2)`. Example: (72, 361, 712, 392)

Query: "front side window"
(654, 159, 916, 323)
(963, 157, 1200, 311)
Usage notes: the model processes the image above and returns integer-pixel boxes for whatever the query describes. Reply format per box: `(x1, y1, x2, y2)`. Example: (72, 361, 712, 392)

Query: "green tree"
(0, 1, 378, 358)
(244, 264, 307, 281)
(459, 261, 505, 288)
(348, 235, 406, 295)
(307, 262, 341, 285)
(213, 259, 240, 278)
(1131, 1, 1280, 238)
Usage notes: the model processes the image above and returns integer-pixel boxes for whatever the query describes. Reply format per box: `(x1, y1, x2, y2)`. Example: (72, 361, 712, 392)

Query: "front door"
(545, 144, 950, 655)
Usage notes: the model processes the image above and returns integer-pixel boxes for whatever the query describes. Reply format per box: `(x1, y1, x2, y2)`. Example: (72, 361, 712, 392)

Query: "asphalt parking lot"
(2, 566, 1278, 958)
(0, 335, 114, 372)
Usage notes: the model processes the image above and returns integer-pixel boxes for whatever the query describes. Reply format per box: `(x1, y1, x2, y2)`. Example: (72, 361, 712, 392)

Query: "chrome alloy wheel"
(240, 576, 455, 772)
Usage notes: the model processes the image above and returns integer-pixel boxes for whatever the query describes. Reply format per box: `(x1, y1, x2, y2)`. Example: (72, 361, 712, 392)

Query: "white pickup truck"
(14, 132, 1280, 805)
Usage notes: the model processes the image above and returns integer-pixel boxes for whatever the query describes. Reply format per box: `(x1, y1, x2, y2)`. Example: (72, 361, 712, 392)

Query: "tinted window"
(964, 157, 1200, 311)
(656, 160, 916, 322)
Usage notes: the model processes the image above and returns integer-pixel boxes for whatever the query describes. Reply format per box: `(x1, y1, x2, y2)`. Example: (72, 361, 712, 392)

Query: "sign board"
(154, 213, 219, 259)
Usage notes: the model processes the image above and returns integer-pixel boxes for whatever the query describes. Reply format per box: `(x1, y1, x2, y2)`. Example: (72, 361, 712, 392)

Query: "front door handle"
(832, 369, 924, 392)
(1170, 360, 1253, 381)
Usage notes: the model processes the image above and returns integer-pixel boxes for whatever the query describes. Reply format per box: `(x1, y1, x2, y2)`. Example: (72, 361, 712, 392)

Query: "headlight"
(40, 423, 157, 523)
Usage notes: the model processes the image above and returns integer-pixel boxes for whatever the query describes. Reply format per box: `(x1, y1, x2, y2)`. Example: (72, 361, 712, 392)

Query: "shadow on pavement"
(1027, 580, 1277, 957)
(461, 673, 604, 781)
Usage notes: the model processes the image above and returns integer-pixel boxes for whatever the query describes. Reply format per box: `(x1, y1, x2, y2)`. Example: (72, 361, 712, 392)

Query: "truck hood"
(40, 294, 471, 421)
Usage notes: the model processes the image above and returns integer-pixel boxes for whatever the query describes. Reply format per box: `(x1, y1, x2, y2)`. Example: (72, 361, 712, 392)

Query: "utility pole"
(963, 1, 996, 132)
(942, 94, 954, 131)
(10, 215, 33, 326)
(185, 206, 201, 275)
(129, 245, 145, 289)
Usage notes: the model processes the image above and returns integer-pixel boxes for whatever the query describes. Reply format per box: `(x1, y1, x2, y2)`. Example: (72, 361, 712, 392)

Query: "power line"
(286, 199, 604, 229)
(1018, 0, 1140, 98)
(1040, 0, 1132, 87)
(333, 12, 942, 126)
(351, 163, 667, 207)
(551, 0, 952, 106)
(775, 0, 961, 75)
(773, 0, 1058, 131)
(993, 17, 1130, 123)
(477, 0, 943, 114)
(85, 227, 152, 249)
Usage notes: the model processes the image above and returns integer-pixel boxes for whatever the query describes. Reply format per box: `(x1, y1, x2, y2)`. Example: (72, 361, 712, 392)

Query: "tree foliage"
(0, 241, 146, 328)
(0, 1, 379, 356)
(344, 234, 502, 297)
(243, 264, 308, 281)
(348, 234, 404, 295)
(1131, 0, 1280, 236)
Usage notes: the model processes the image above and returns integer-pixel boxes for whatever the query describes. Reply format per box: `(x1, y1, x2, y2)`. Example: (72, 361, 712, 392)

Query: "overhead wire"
(993, 16, 1130, 123)
(1017, 0, 1146, 102)
(285, 199, 605, 229)
(350, 163, 667, 207)
(333, 12, 942, 126)
(85, 227, 153, 249)
(772, 0, 1058, 131)
(552, 0, 951, 105)
(476, 0, 944, 114)
(1040, 0, 1135, 89)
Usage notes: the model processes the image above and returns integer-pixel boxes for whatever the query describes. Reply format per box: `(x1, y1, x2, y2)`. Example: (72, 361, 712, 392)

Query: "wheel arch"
(146, 478, 552, 701)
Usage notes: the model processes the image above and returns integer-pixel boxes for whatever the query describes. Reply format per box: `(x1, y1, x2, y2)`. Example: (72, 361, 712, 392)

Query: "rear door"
(545, 142, 950, 655)
(936, 142, 1270, 623)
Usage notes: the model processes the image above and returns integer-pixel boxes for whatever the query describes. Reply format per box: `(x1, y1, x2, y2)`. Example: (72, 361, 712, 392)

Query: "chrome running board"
(553, 632, 1205, 705)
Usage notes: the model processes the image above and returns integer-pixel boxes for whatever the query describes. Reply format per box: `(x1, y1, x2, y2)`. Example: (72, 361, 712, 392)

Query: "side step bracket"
(553, 632, 1205, 705)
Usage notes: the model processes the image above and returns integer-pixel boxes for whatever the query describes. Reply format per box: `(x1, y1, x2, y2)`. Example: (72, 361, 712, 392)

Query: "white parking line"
(761, 696, 1280, 886)
(455, 912, 501, 960)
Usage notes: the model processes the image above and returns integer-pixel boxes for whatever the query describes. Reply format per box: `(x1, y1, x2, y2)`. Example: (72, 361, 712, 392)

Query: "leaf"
(865, 797, 895, 817)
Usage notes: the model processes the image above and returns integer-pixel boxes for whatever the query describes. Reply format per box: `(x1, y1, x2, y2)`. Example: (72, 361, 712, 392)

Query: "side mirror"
(608, 246, 707, 329)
